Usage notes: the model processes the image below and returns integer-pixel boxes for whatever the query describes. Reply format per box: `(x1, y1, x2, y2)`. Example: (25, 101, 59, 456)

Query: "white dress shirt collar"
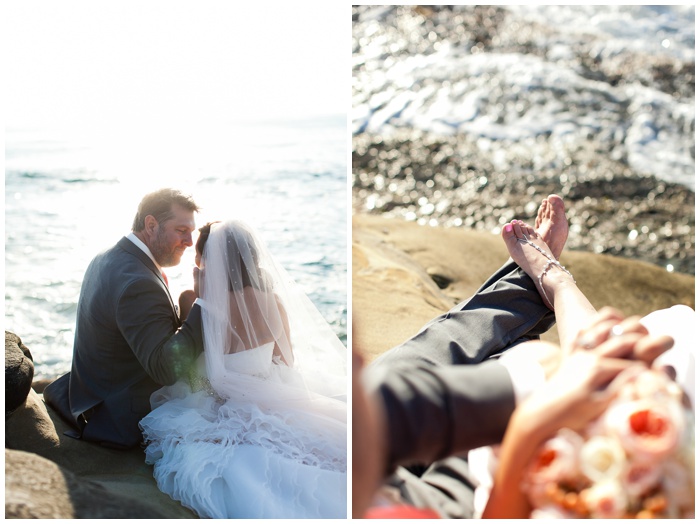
(126, 232, 162, 272)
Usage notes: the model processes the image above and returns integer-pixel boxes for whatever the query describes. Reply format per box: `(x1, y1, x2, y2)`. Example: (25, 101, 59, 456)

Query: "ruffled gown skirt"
(140, 347, 347, 519)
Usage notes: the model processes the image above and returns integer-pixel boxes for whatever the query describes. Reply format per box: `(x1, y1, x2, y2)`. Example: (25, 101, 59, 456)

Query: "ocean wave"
(352, 5, 695, 191)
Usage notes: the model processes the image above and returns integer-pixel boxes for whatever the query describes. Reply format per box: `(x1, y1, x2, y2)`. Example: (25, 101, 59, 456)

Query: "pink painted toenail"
(505, 224, 513, 232)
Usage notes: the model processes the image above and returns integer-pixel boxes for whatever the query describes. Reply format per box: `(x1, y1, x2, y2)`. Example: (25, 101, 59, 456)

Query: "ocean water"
(352, 4, 695, 191)
(5, 116, 347, 379)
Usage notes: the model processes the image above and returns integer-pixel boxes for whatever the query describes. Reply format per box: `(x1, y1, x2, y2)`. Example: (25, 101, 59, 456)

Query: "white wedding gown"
(140, 343, 347, 519)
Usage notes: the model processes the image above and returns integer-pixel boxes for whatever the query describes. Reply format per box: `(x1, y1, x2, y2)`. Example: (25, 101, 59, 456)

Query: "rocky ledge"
(353, 214, 695, 360)
(4, 331, 196, 519)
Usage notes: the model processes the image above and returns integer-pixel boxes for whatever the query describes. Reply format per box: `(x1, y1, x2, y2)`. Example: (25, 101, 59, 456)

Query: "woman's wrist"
(483, 406, 545, 518)
(514, 390, 568, 446)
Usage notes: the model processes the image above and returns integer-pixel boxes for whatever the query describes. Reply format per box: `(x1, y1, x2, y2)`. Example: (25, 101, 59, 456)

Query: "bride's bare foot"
(534, 195, 568, 260)
(502, 219, 575, 310)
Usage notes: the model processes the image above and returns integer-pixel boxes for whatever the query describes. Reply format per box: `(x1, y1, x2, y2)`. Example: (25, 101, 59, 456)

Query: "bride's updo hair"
(198, 221, 272, 292)
(196, 221, 220, 258)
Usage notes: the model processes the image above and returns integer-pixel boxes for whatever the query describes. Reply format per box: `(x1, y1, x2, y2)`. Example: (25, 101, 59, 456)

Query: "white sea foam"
(353, 5, 695, 190)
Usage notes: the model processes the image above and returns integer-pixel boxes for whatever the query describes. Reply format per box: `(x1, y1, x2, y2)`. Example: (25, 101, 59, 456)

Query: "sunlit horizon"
(5, 1, 348, 130)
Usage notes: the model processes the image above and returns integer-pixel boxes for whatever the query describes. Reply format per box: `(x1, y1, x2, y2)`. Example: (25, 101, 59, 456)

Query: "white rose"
(579, 435, 626, 484)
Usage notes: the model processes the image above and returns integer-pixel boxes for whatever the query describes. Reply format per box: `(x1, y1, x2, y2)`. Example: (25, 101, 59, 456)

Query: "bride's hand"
(516, 311, 674, 439)
(519, 351, 636, 439)
(572, 307, 673, 365)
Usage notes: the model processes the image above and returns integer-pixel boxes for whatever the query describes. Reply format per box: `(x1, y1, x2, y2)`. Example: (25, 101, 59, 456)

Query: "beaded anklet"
(517, 237, 575, 309)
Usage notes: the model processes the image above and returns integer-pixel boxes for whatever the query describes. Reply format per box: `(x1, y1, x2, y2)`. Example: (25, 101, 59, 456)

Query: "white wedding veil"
(141, 220, 347, 517)
(199, 220, 347, 406)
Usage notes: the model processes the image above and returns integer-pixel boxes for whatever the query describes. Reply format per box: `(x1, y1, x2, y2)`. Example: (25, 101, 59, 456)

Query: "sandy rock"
(30, 378, 52, 394)
(5, 389, 60, 452)
(4, 331, 197, 519)
(353, 214, 695, 361)
(4, 391, 197, 519)
(5, 449, 176, 518)
(5, 332, 34, 417)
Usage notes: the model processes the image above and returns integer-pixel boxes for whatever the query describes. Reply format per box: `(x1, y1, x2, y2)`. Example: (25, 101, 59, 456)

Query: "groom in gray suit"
(44, 188, 205, 449)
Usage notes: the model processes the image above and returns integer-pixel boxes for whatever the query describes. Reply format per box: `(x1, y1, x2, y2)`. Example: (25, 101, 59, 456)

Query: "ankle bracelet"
(518, 238, 575, 309)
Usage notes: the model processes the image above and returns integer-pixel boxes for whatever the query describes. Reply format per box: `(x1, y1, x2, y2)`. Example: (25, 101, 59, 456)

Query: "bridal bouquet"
(522, 368, 694, 519)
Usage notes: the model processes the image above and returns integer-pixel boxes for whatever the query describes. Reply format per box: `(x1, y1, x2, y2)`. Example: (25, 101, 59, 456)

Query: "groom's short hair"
(132, 188, 200, 232)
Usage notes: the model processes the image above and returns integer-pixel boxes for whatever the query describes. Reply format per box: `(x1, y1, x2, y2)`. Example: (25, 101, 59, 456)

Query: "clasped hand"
(522, 307, 675, 438)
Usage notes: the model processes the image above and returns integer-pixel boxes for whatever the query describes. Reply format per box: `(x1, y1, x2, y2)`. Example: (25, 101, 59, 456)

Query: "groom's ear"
(144, 214, 159, 235)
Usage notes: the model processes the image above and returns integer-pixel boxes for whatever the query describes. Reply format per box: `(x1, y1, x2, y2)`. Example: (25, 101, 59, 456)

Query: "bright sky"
(4, 0, 348, 135)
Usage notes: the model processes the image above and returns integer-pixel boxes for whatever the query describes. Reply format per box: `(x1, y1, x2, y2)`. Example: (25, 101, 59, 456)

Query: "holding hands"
(529, 307, 675, 435)
(484, 308, 691, 519)
(571, 307, 674, 364)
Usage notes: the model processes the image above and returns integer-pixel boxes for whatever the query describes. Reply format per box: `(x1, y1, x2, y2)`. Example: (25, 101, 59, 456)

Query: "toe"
(502, 220, 518, 242)
(512, 220, 526, 239)
(547, 194, 565, 214)
(535, 199, 547, 228)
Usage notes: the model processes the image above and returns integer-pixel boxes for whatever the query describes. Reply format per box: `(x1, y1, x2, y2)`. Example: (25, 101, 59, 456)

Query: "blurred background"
(352, 5, 694, 276)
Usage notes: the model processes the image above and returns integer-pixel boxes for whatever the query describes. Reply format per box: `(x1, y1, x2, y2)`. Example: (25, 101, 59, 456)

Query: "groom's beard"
(151, 229, 183, 268)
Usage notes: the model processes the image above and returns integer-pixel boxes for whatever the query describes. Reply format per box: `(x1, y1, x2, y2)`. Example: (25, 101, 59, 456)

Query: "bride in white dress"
(139, 220, 347, 519)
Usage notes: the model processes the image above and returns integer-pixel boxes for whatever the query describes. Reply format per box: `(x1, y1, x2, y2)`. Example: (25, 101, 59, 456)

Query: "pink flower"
(605, 399, 683, 462)
(524, 429, 583, 507)
(527, 428, 583, 484)
(673, 409, 695, 471)
(620, 458, 662, 499)
(522, 362, 694, 519)
(661, 459, 695, 516)
(621, 368, 684, 404)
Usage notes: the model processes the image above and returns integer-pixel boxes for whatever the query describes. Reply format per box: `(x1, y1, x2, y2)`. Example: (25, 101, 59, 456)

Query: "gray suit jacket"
(364, 360, 515, 518)
(45, 237, 203, 448)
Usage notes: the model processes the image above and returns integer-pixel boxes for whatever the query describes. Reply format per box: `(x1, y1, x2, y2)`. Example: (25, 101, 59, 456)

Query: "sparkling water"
(5, 116, 347, 379)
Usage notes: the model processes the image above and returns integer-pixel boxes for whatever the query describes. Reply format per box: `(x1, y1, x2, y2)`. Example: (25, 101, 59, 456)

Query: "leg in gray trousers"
(368, 260, 554, 518)
(373, 260, 555, 368)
